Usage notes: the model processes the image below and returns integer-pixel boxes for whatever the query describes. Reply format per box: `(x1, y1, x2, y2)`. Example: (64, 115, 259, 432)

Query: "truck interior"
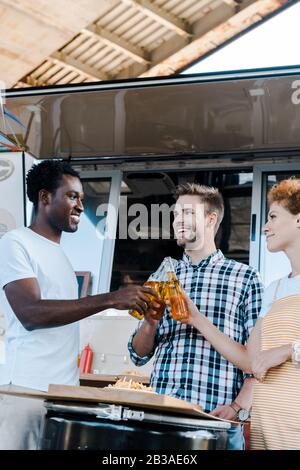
(110, 169, 253, 290)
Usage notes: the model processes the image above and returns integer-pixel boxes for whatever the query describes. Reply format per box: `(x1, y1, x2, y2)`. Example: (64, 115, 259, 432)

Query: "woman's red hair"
(268, 178, 300, 215)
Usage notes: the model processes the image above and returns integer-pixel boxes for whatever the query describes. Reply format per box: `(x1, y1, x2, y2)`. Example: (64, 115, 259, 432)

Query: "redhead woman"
(179, 178, 300, 450)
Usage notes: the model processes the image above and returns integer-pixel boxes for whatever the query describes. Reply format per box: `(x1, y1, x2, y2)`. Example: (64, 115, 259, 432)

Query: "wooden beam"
(115, 1, 234, 77)
(149, 35, 189, 68)
(192, 2, 236, 38)
(139, 0, 285, 77)
(51, 52, 108, 81)
(83, 25, 149, 64)
(122, 0, 191, 37)
(114, 0, 245, 77)
(148, 1, 255, 67)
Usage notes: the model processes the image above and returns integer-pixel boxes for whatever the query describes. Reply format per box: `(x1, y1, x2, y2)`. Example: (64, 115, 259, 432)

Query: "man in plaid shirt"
(128, 183, 263, 450)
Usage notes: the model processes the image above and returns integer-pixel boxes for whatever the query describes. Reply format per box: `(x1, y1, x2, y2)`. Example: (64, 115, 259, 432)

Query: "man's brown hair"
(267, 178, 300, 215)
(174, 183, 224, 234)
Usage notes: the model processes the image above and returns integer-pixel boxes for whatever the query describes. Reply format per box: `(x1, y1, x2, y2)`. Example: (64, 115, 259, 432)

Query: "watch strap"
(244, 373, 254, 379)
(231, 400, 251, 421)
(230, 401, 241, 413)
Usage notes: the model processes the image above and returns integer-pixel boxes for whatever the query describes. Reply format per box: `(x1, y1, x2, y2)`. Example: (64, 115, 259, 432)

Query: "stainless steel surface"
(44, 400, 231, 430)
(133, 411, 231, 430)
(45, 402, 123, 421)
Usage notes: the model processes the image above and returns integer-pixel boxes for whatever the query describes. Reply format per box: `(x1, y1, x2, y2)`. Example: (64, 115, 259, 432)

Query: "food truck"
(1, 64, 300, 370)
(1, 66, 300, 448)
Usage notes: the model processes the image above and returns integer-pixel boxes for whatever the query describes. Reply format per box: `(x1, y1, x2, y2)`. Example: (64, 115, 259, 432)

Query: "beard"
(176, 231, 197, 248)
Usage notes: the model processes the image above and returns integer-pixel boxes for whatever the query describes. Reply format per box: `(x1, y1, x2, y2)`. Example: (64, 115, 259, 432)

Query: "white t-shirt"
(259, 273, 300, 318)
(0, 227, 79, 391)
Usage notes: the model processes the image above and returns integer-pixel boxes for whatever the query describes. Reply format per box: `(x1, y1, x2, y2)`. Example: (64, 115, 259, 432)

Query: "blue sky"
(183, 2, 300, 74)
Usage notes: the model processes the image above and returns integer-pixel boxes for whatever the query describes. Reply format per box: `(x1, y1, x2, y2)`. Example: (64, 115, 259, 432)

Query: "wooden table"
(79, 373, 150, 388)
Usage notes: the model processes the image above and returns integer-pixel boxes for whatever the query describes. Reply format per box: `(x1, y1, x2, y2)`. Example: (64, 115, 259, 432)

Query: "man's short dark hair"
(26, 160, 80, 211)
(173, 183, 224, 234)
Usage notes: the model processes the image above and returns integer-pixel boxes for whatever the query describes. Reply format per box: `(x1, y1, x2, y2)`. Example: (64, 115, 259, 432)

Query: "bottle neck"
(167, 271, 177, 282)
(163, 257, 177, 280)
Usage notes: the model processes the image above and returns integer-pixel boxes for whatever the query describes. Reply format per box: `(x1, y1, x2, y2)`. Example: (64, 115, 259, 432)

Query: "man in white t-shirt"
(0, 160, 155, 449)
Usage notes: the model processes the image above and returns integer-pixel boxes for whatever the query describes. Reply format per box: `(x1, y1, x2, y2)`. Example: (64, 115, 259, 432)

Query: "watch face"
(294, 351, 300, 362)
(238, 409, 249, 421)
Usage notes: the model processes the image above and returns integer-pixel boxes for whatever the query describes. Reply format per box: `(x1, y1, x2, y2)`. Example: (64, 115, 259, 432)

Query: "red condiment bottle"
(79, 343, 93, 373)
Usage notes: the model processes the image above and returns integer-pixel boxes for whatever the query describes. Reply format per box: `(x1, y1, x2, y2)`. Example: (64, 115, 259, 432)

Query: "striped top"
(250, 279, 300, 450)
(259, 273, 300, 318)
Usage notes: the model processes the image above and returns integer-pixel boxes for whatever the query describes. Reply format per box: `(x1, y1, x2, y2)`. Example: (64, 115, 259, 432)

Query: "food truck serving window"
(111, 169, 253, 291)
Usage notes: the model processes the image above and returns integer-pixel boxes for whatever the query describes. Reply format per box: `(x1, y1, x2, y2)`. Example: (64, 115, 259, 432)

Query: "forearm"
(234, 378, 255, 410)
(6, 280, 155, 330)
(275, 344, 293, 364)
(192, 315, 252, 372)
(19, 293, 118, 330)
(132, 321, 157, 358)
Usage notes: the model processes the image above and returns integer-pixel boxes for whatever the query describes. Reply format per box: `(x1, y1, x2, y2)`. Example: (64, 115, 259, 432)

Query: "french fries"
(108, 378, 154, 391)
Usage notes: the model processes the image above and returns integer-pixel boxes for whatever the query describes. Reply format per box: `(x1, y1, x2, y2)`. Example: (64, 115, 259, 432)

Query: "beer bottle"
(163, 257, 190, 321)
(128, 308, 144, 321)
(128, 282, 165, 320)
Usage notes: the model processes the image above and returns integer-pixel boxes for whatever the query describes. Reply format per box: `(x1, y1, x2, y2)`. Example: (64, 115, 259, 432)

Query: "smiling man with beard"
(128, 183, 264, 450)
(0, 159, 155, 449)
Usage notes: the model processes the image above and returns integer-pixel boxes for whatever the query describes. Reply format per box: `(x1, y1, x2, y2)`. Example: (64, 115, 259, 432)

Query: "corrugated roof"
(0, 0, 292, 89)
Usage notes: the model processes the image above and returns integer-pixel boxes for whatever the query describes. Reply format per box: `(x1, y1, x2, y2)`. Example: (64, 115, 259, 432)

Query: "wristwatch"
(292, 342, 300, 365)
(237, 408, 250, 422)
(230, 401, 250, 422)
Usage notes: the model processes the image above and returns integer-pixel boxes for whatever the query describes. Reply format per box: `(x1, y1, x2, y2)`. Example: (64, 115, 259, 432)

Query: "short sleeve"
(259, 281, 277, 318)
(127, 322, 158, 366)
(243, 270, 264, 340)
(0, 236, 37, 289)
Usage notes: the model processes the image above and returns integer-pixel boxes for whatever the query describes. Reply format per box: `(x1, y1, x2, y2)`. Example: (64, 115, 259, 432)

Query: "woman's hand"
(165, 290, 202, 327)
(252, 344, 293, 381)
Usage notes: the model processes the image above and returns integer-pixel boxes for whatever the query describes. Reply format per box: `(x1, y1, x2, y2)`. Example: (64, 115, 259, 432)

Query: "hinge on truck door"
(122, 408, 145, 421)
(96, 403, 123, 421)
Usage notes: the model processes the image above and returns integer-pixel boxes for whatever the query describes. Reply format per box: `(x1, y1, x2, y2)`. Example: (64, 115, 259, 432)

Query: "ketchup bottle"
(79, 344, 93, 373)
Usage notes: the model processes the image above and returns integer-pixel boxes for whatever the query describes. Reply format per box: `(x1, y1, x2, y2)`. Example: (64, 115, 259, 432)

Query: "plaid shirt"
(128, 250, 263, 412)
